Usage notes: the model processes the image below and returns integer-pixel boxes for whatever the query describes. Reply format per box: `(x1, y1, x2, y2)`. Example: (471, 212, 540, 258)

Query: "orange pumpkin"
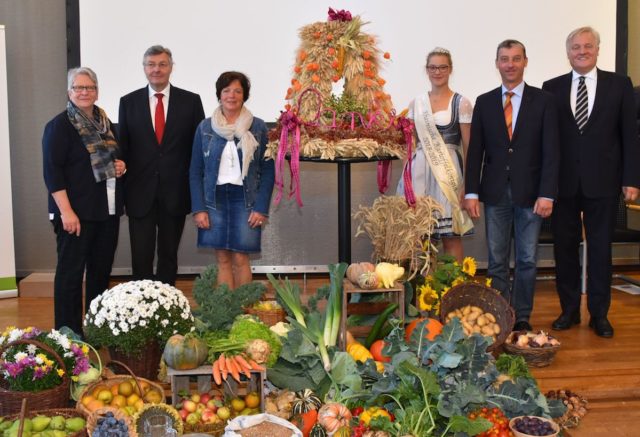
(317, 402, 352, 433)
(404, 318, 443, 343)
(369, 339, 391, 363)
(346, 262, 375, 284)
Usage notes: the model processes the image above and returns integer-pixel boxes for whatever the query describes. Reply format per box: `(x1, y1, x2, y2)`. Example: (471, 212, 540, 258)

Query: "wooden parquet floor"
(2, 274, 639, 436)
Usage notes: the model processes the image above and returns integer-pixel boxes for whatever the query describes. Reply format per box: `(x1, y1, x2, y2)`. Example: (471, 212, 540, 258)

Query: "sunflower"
(462, 257, 477, 277)
(485, 277, 492, 287)
(451, 276, 465, 287)
(417, 284, 438, 312)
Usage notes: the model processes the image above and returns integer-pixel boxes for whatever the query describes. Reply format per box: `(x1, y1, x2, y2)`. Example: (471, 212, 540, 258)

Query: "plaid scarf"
(66, 101, 119, 182)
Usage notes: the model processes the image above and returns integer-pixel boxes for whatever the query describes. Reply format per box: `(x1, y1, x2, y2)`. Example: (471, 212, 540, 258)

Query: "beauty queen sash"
(413, 95, 473, 235)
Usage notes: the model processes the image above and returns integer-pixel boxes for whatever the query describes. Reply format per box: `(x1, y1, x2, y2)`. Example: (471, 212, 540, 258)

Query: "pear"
(48, 416, 65, 431)
(64, 417, 86, 433)
(51, 431, 67, 437)
(31, 416, 51, 432)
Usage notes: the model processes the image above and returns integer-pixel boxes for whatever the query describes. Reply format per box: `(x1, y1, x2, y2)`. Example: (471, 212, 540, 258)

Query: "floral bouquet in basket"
(0, 326, 90, 391)
(83, 280, 195, 356)
(416, 255, 490, 316)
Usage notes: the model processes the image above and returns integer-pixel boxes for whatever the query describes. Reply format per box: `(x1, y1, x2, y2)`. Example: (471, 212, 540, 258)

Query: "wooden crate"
(167, 365, 266, 411)
(339, 279, 405, 349)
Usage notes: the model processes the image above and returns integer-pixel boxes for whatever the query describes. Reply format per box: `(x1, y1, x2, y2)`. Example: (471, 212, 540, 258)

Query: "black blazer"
(465, 84, 560, 207)
(42, 111, 124, 220)
(542, 70, 640, 198)
(118, 85, 204, 217)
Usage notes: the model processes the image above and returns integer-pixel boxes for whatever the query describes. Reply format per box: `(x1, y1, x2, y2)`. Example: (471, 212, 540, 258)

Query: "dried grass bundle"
(354, 195, 443, 279)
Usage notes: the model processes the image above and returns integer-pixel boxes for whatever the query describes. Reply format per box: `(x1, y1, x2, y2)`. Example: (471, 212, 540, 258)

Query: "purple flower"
(328, 7, 352, 21)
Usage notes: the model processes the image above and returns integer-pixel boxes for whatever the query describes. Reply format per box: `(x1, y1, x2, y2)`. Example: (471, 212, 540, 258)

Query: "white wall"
(80, 0, 617, 122)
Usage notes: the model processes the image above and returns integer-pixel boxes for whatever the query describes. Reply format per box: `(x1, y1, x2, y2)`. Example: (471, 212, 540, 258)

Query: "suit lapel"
(510, 84, 532, 144)
(164, 85, 180, 144)
(584, 69, 608, 131)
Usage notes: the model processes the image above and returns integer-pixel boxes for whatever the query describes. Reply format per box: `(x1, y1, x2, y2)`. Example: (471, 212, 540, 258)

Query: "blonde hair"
(426, 47, 452, 68)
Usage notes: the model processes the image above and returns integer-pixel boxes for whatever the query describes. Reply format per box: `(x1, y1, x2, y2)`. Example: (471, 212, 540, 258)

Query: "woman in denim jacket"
(189, 71, 275, 288)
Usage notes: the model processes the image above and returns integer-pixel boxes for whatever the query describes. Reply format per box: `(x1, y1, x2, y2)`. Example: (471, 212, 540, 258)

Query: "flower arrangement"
(0, 326, 90, 392)
(416, 255, 491, 316)
(83, 280, 195, 356)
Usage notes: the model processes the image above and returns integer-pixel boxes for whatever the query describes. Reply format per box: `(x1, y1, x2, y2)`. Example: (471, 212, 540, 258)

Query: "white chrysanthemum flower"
(8, 328, 23, 343)
(14, 351, 28, 361)
(26, 344, 37, 355)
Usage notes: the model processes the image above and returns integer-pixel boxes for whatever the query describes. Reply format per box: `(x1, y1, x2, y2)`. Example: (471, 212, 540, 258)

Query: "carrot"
(234, 354, 252, 378)
(212, 359, 222, 385)
(248, 358, 266, 371)
(226, 356, 241, 382)
(218, 353, 228, 380)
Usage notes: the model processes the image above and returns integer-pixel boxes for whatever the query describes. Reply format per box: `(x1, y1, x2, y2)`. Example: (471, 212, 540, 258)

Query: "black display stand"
(298, 156, 397, 264)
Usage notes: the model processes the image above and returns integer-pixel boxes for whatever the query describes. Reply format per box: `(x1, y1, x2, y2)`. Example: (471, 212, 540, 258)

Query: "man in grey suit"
(118, 46, 204, 285)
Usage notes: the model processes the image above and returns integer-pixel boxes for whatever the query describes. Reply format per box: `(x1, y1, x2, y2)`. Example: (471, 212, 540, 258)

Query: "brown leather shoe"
(589, 317, 614, 338)
(551, 312, 581, 330)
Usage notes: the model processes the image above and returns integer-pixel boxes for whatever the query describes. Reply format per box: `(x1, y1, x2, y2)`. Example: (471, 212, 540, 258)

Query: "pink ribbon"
(274, 110, 303, 207)
(377, 161, 391, 194)
(396, 116, 416, 207)
(328, 7, 352, 21)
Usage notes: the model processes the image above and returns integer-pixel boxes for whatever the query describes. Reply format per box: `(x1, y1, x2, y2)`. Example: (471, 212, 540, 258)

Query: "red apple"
(206, 399, 218, 412)
(200, 393, 211, 404)
(178, 409, 189, 421)
(183, 400, 197, 413)
(216, 406, 231, 420)
(201, 409, 216, 423)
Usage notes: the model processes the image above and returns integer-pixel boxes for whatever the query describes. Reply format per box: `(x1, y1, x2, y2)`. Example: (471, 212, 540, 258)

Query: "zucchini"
(365, 303, 398, 348)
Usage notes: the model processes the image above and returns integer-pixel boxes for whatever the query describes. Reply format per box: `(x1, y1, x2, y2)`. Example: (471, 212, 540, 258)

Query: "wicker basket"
(86, 407, 138, 437)
(108, 338, 162, 381)
(76, 360, 165, 417)
(439, 282, 515, 352)
(244, 303, 286, 326)
(183, 419, 226, 436)
(3, 407, 87, 437)
(503, 332, 561, 367)
(0, 339, 71, 416)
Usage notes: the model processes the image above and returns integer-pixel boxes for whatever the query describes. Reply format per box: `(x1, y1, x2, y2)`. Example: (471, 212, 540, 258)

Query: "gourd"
(357, 271, 380, 289)
(346, 262, 375, 284)
(369, 340, 391, 363)
(374, 263, 405, 288)
(309, 422, 328, 437)
(292, 389, 322, 415)
(404, 318, 443, 343)
(162, 334, 208, 370)
(347, 342, 374, 363)
(334, 425, 352, 437)
(317, 402, 352, 433)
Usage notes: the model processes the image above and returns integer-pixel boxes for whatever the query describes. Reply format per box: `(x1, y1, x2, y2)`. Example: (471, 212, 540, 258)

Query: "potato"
(467, 311, 480, 322)
(470, 306, 483, 313)
(493, 324, 501, 335)
(472, 325, 482, 334)
(462, 306, 471, 316)
(485, 313, 496, 323)
(476, 315, 487, 327)
(481, 325, 495, 336)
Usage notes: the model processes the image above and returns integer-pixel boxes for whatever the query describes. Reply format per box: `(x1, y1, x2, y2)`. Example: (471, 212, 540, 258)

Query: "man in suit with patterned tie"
(118, 45, 204, 285)
(464, 39, 559, 332)
(543, 27, 640, 338)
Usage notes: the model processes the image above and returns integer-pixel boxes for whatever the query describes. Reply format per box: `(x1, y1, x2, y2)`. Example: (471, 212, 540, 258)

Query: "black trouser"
(128, 198, 185, 286)
(552, 193, 617, 319)
(53, 215, 120, 335)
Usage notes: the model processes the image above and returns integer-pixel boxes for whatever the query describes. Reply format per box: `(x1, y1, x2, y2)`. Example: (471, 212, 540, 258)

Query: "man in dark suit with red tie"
(118, 45, 204, 285)
(543, 27, 640, 338)
(464, 40, 559, 332)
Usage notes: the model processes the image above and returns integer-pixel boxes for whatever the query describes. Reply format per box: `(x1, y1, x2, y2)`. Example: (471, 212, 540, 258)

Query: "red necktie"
(504, 91, 514, 140)
(154, 93, 165, 144)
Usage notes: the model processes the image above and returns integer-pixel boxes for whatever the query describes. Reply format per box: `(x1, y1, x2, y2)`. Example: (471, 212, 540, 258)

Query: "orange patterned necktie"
(504, 91, 514, 140)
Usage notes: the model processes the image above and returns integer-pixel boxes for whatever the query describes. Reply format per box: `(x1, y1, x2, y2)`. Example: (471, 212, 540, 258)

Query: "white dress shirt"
(217, 140, 243, 186)
(570, 68, 597, 118)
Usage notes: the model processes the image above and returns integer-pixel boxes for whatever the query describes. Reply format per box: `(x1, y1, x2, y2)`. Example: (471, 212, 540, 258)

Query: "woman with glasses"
(189, 71, 274, 289)
(397, 48, 474, 262)
(42, 67, 125, 335)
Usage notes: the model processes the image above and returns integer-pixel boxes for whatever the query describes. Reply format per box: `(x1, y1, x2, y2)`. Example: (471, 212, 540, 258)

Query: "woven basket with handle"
(0, 339, 71, 416)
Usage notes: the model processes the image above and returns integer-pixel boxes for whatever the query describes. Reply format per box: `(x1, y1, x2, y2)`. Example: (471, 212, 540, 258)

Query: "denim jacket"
(189, 116, 275, 215)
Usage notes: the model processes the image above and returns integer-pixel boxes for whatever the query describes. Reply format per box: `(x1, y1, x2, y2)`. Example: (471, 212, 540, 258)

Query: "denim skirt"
(197, 184, 261, 253)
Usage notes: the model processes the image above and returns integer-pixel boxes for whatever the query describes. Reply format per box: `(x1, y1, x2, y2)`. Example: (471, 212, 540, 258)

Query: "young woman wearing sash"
(397, 48, 474, 262)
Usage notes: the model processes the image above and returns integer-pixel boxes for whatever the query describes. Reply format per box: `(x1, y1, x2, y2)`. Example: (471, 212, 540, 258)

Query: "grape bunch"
(513, 416, 556, 436)
(92, 411, 129, 437)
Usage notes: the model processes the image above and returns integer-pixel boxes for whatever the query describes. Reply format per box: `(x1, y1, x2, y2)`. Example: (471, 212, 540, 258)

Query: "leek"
(267, 273, 306, 327)
(323, 263, 348, 347)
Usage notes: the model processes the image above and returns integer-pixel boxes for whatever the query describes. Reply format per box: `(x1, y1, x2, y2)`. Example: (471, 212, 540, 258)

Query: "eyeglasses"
(144, 62, 172, 69)
(427, 65, 450, 73)
(71, 85, 97, 92)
